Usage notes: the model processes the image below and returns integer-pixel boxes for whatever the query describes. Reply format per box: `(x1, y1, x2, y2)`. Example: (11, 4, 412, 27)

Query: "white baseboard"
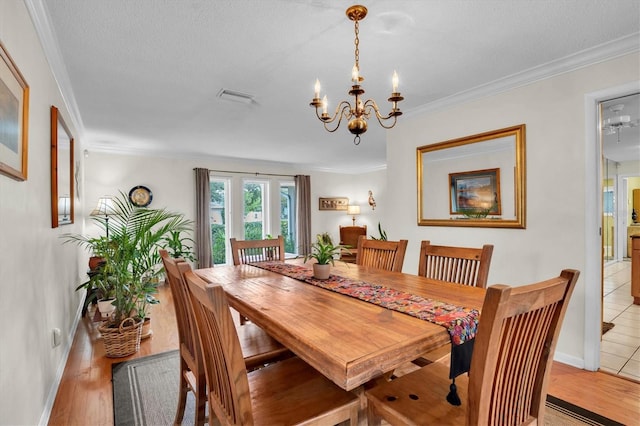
(38, 299, 84, 426)
(554, 351, 586, 370)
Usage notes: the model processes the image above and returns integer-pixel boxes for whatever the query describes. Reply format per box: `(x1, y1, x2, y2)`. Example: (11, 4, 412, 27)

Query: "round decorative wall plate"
(128, 185, 153, 207)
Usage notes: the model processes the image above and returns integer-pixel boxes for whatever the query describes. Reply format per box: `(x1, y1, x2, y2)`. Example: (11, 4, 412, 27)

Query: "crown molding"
(407, 33, 640, 117)
(25, 0, 85, 138)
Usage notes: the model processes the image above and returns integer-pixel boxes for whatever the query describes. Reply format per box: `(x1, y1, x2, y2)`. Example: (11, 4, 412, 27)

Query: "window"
(243, 180, 267, 240)
(603, 187, 614, 216)
(280, 181, 297, 253)
(210, 178, 230, 265)
(210, 173, 297, 264)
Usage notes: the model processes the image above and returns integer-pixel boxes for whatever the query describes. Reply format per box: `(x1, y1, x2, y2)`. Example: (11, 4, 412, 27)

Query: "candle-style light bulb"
(322, 95, 328, 114)
(351, 64, 359, 83)
(392, 70, 399, 93)
(314, 79, 321, 99)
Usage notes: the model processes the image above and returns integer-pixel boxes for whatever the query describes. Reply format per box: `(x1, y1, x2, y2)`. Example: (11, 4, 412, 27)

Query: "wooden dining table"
(195, 258, 486, 392)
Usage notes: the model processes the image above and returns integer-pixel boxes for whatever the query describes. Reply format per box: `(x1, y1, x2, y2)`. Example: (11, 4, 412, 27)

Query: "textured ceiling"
(29, 0, 640, 172)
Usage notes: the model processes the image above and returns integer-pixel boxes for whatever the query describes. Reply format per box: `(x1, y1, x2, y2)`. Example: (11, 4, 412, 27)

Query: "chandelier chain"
(354, 19, 360, 71)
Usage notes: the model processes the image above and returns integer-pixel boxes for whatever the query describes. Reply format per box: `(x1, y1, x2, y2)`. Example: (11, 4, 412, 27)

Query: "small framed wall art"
(319, 197, 349, 211)
(0, 41, 29, 181)
(449, 168, 501, 215)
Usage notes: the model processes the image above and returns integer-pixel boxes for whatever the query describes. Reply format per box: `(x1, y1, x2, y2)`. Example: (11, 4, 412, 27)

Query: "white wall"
(0, 1, 82, 424)
(386, 52, 640, 366)
(310, 169, 387, 245)
(84, 151, 385, 256)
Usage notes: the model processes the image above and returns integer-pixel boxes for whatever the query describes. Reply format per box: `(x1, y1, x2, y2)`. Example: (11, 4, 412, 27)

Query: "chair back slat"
(418, 240, 493, 288)
(184, 270, 254, 425)
(230, 235, 285, 265)
(468, 270, 580, 425)
(355, 236, 408, 272)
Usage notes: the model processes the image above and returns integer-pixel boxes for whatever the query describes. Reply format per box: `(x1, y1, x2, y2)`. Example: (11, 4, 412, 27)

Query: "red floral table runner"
(249, 261, 478, 388)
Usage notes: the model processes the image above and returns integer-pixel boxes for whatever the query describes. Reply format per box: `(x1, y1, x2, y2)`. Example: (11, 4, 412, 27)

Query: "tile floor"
(600, 260, 640, 380)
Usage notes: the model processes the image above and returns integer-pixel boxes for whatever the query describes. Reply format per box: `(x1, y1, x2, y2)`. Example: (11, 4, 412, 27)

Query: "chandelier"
(310, 5, 404, 145)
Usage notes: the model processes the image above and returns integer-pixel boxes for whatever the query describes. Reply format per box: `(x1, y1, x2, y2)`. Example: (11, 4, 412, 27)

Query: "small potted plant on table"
(304, 233, 345, 279)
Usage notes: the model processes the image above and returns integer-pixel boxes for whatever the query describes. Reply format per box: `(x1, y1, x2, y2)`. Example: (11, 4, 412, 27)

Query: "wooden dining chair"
(230, 235, 285, 265)
(229, 236, 286, 324)
(183, 269, 360, 426)
(339, 225, 367, 263)
(355, 236, 408, 272)
(413, 241, 494, 365)
(418, 240, 494, 288)
(160, 250, 292, 426)
(365, 269, 580, 426)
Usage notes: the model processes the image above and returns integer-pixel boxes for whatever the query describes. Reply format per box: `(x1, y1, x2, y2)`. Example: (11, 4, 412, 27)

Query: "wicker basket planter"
(98, 317, 143, 358)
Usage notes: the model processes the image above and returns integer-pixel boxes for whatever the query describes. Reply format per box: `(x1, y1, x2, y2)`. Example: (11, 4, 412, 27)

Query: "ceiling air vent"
(216, 89, 256, 105)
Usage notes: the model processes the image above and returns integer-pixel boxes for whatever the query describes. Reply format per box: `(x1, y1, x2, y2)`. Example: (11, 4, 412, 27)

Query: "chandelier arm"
(314, 101, 353, 124)
(363, 99, 400, 129)
(322, 103, 354, 133)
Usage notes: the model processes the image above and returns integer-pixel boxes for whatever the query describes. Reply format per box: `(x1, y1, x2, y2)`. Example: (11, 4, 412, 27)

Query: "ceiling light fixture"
(310, 5, 404, 145)
(603, 104, 637, 143)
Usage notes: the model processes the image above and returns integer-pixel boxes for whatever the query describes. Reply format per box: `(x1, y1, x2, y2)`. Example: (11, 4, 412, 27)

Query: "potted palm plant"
(65, 191, 193, 357)
(304, 233, 345, 279)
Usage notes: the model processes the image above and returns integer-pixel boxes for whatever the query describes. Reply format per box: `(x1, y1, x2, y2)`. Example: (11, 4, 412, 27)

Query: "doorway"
(599, 92, 640, 380)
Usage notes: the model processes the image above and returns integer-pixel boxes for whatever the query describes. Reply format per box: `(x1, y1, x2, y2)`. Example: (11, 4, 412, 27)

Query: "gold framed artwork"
(0, 41, 29, 181)
(449, 168, 501, 216)
(319, 197, 349, 211)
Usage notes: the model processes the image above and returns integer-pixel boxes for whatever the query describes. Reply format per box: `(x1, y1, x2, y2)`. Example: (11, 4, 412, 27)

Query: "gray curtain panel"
(194, 168, 213, 268)
(295, 175, 311, 256)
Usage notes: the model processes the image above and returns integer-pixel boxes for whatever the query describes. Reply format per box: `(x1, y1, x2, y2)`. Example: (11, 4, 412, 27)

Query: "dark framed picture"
(449, 168, 501, 215)
(319, 197, 349, 211)
(0, 41, 29, 181)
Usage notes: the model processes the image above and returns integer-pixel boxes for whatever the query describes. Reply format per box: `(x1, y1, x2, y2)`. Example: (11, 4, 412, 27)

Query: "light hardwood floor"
(48, 283, 640, 425)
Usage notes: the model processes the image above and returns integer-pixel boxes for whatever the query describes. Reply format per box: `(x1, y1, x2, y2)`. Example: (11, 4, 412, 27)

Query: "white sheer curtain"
(194, 168, 213, 268)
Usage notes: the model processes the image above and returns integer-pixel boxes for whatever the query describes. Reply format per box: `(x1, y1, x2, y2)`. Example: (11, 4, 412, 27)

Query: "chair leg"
(194, 372, 207, 426)
(366, 403, 382, 426)
(173, 365, 189, 425)
(349, 403, 360, 426)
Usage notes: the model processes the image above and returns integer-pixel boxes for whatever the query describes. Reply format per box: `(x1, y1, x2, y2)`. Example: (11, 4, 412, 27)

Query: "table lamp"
(58, 195, 71, 222)
(90, 196, 115, 238)
(347, 205, 360, 226)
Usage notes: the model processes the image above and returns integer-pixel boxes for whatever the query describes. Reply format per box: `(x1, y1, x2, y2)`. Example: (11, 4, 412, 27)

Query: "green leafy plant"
(316, 232, 333, 246)
(160, 230, 196, 262)
(458, 207, 491, 218)
(304, 233, 344, 266)
(64, 191, 193, 325)
(75, 259, 115, 307)
(370, 222, 388, 241)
